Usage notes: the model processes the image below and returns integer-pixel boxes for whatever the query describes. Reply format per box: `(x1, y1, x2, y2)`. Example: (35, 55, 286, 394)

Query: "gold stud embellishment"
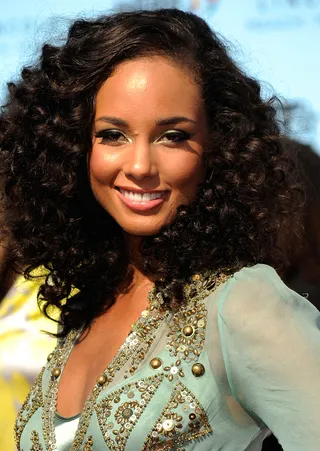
(97, 374, 107, 386)
(182, 325, 194, 337)
(47, 352, 53, 362)
(191, 363, 205, 377)
(150, 358, 162, 370)
(51, 368, 61, 379)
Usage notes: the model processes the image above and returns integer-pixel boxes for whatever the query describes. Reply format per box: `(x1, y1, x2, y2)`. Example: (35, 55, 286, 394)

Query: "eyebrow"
(95, 116, 197, 126)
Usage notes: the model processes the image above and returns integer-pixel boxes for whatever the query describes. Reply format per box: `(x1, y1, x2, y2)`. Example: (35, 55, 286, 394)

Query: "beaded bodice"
(17, 264, 320, 451)
(15, 272, 231, 451)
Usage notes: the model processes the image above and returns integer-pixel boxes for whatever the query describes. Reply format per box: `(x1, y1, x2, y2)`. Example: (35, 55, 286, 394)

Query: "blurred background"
(0, 0, 320, 152)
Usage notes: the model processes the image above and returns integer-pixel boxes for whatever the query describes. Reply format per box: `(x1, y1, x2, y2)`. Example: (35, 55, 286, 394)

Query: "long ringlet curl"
(0, 9, 304, 336)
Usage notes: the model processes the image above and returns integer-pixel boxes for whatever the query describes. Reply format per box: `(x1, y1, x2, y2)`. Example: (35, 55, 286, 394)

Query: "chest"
(16, 293, 215, 450)
(15, 274, 261, 450)
(57, 300, 148, 417)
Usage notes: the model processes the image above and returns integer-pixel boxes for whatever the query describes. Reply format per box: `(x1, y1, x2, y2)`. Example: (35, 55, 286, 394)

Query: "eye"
(94, 129, 129, 145)
(157, 130, 192, 144)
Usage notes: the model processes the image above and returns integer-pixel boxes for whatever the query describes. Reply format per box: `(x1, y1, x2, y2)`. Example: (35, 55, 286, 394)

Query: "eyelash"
(94, 129, 193, 145)
(94, 130, 126, 145)
(160, 130, 192, 143)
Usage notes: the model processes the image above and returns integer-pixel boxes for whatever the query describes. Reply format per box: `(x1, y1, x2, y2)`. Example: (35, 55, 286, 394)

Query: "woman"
(0, 9, 319, 451)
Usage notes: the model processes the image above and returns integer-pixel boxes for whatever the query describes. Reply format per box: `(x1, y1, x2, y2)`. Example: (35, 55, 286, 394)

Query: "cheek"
(89, 145, 119, 184)
(168, 154, 204, 189)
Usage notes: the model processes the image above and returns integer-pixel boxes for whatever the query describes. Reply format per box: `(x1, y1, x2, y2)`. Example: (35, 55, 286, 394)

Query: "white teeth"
(119, 189, 164, 202)
(141, 193, 151, 201)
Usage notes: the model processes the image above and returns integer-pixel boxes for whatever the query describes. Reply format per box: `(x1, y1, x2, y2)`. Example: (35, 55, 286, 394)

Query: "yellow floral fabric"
(0, 274, 58, 451)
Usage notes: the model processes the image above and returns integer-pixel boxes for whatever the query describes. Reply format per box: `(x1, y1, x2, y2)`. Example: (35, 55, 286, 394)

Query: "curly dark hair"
(0, 9, 303, 336)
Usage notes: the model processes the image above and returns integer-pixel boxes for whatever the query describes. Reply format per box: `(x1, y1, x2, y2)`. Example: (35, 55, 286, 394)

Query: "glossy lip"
(115, 187, 169, 212)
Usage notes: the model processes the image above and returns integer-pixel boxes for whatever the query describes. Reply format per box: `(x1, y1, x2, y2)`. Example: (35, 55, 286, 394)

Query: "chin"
(121, 221, 166, 237)
(122, 227, 161, 237)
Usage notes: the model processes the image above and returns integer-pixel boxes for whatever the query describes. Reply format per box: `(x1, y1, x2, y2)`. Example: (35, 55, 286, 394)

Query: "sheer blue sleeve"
(217, 264, 320, 450)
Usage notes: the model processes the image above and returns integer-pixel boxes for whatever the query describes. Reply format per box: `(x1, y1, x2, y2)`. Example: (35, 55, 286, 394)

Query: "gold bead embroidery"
(30, 431, 43, 450)
(14, 368, 45, 449)
(163, 359, 185, 382)
(82, 436, 94, 450)
(96, 374, 164, 451)
(17, 270, 230, 450)
(166, 272, 230, 364)
(142, 381, 212, 450)
(41, 329, 79, 451)
(42, 291, 169, 451)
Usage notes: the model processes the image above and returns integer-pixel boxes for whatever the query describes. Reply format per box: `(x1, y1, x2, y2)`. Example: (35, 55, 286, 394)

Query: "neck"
(125, 234, 143, 266)
(124, 233, 157, 286)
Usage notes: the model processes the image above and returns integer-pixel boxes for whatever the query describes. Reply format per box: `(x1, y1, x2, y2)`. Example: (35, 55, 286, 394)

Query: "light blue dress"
(15, 264, 320, 450)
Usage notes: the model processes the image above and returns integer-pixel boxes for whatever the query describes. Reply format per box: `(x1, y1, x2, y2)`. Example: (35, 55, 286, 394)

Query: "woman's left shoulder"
(224, 263, 303, 304)
(232, 263, 285, 290)
(217, 263, 320, 333)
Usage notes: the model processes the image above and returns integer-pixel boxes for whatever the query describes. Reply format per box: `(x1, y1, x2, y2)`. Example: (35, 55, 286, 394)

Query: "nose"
(124, 139, 157, 180)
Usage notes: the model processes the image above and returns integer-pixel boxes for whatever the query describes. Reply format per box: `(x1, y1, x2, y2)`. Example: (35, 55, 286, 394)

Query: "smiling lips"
(116, 187, 168, 211)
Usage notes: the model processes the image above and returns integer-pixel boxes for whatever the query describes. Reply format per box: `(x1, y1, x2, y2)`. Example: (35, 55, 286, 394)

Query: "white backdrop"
(1, 0, 319, 151)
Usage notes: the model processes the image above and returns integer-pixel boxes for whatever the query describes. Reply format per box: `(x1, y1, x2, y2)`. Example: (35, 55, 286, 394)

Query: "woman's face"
(89, 56, 207, 236)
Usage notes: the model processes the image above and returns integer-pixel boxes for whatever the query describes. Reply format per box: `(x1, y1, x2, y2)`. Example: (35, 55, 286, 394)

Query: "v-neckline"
(43, 288, 171, 451)
(41, 270, 230, 450)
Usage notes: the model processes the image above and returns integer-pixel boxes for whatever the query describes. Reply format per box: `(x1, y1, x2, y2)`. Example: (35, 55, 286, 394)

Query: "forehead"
(94, 56, 204, 120)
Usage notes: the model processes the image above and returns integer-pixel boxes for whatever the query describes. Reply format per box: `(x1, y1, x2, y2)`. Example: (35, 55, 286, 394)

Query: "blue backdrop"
(1, 0, 319, 151)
